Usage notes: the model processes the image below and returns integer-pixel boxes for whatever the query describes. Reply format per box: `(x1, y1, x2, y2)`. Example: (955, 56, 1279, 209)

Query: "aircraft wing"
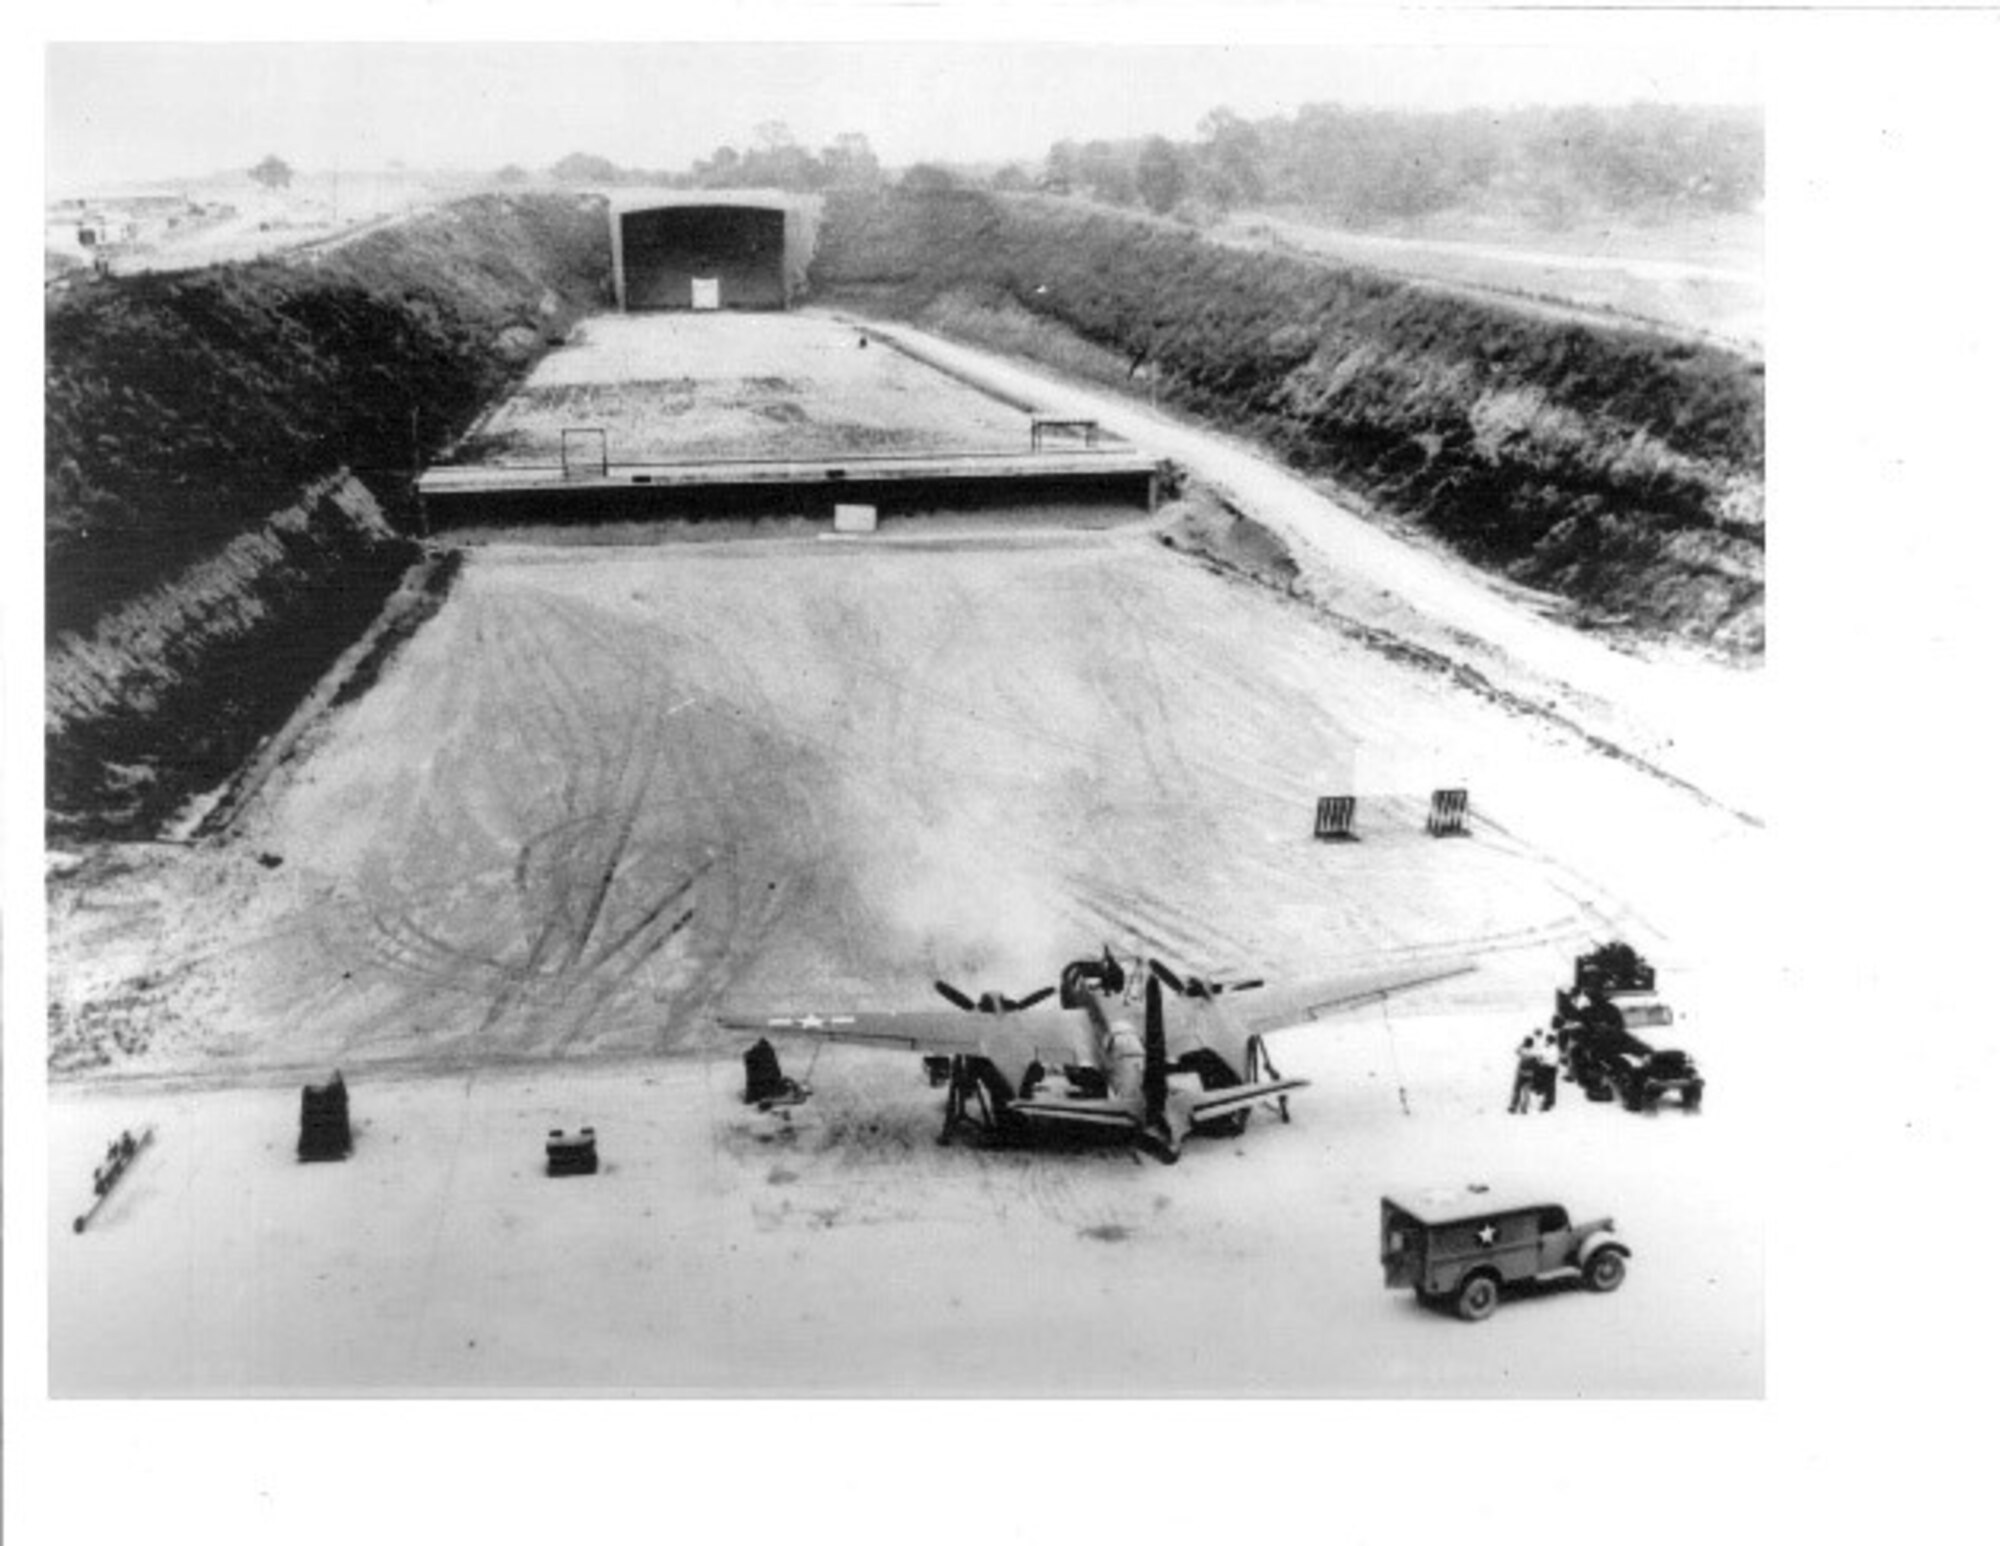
(716, 1005, 1088, 1066)
(1163, 960, 1474, 1076)
(1236, 961, 1477, 1035)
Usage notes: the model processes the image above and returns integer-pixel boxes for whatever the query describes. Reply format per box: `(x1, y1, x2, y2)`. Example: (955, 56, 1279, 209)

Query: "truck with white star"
(1381, 1187, 1632, 1321)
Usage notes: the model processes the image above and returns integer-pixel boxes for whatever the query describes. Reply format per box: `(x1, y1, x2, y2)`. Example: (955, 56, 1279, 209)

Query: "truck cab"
(1381, 1187, 1631, 1321)
(1559, 992, 1703, 1112)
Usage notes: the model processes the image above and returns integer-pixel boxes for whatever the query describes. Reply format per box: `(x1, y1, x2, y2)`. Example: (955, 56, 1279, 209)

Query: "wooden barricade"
(1427, 787, 1470, 837)
(1313, 795, 1359, 842)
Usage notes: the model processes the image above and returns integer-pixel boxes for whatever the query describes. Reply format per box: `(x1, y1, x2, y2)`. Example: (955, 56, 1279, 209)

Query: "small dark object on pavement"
(74, 1126, 156, 1233)
(743, 1037, 811, 1109)
(546, 1126, 599, 1176)
(744, 1038, 787, 1103)
(298, 1071, 353, 1161)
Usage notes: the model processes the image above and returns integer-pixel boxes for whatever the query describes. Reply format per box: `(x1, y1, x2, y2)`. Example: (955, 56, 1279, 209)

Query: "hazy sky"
(46, 36, 1759, 190)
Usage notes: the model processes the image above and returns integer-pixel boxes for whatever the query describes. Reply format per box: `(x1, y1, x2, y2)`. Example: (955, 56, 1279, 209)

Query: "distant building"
(607, 190, 819, 313)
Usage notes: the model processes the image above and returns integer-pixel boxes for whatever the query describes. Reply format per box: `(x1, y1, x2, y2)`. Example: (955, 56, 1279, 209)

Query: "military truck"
(1381, 1188, 1631, 1321)
(1553, 943, 1704, 1113)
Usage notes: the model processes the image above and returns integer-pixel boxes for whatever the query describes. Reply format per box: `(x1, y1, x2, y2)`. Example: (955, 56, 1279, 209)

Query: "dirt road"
(1216, 213, 1764, 350)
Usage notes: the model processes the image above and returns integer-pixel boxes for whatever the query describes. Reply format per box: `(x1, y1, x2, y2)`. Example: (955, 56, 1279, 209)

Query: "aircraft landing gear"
(1245, 1035, 1291, 1123)
(937, 1056, 1006, 1146)
(1141, 1122, 1183, 1165)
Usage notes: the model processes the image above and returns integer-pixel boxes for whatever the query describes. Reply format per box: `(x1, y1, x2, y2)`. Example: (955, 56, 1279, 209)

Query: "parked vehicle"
(1566, 1008, 1704, 1112)
(1552, 943, 1703, 1112)
(1381, 1188, 1631, 1321)
(1567, 939, 1654, 998)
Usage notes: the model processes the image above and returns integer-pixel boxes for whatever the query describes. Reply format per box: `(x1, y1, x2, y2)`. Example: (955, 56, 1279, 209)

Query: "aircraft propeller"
(934, 981, 1056, 1015)
(1139, 972, 1179, 1163)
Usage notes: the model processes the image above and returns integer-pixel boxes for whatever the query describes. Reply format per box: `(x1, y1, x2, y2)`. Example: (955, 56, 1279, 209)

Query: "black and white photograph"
(8, 1, 1996, 1538)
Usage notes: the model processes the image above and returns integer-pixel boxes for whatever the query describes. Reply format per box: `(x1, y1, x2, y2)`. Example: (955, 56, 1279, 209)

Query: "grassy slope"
(46, 192, 610, 636)
(45, 193, 612, 838)
(813, 189, 1764, 654)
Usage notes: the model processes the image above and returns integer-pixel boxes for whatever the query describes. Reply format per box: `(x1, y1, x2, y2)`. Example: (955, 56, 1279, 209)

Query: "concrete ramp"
(419, 312, 1158, 529)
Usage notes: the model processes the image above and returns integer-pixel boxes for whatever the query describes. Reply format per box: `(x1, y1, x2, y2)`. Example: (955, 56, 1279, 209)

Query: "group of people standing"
(1509, 1030, 1563, 1113)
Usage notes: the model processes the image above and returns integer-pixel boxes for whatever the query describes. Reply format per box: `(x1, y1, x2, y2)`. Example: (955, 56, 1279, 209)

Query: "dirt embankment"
(812, 188, 1764, 655)
(1155, 484, 1303, 594)
(46, 474, 414, 839)
(45, 192, 613, 838)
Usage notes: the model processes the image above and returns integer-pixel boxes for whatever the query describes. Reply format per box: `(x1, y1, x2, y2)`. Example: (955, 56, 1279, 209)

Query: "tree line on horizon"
(515, 100, 1759, 230)
(1042, 102, 1761, 225)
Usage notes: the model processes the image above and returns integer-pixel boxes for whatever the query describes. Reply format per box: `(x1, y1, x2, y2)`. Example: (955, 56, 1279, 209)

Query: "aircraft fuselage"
(1080, 994, 1150, 1109)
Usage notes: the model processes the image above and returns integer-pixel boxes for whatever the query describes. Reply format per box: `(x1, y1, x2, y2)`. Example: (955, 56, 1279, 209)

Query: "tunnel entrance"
(615, 204, 788, 312)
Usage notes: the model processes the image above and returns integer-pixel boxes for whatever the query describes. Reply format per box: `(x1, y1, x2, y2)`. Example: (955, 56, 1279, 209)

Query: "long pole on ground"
(1381, 1002, 1412, 1116)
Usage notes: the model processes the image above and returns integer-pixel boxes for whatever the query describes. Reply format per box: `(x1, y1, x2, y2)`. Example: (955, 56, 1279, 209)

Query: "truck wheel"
(1454, 1273, 1501, 1321)
(1585, 1249, 1627, 1293)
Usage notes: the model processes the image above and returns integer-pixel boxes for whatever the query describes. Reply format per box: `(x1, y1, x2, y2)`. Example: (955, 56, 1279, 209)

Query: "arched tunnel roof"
(609, 189, 819, 311)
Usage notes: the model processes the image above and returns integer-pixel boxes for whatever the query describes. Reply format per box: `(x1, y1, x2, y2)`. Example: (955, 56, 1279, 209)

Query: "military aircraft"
(718, 949, 1474, 1161)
